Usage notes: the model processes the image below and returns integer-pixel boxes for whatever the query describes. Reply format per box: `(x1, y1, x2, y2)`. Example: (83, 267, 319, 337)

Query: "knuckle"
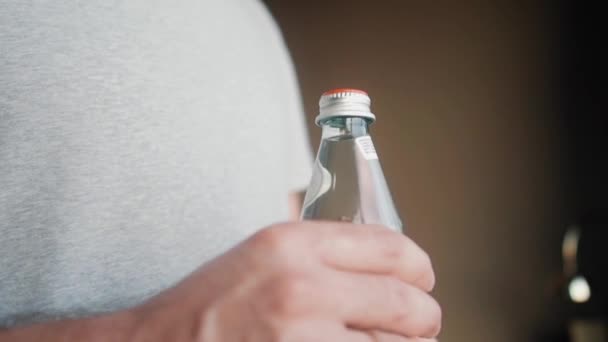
(265, 322, 288, 342)
(385, 280, 414, 326)
(390, 306, 413, 329)
(267, 320, 304, 342)
(386, 235, 408, 260)
(268, 273, 314, 317)
(250, 224, 298, 255)
(276, 274, 309, 300)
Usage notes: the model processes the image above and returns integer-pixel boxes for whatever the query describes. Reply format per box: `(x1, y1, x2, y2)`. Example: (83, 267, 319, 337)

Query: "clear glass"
(300, 117, 403, 232)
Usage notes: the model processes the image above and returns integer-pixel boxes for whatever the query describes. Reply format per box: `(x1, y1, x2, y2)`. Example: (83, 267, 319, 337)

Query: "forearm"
(0, 311, 136, 342)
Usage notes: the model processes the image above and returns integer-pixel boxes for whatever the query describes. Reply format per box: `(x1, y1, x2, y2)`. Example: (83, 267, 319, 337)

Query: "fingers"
(363, 330, 438, 341)
(245, 223, 441, 339)
(279, 320, 373, 342)
(250, 222, 435, 292)
(310, 222, 435, 292)
(362, 330, 438, 342)
(318, 272, 442, 338)
(280, 321, 439, 342)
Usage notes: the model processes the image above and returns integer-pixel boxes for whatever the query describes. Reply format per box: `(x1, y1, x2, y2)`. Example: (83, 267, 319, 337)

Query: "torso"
(0, 0, 300, 326)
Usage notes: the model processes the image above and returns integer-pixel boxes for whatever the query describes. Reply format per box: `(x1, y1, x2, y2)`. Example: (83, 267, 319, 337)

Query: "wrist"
(54, 309, 141, 342)
(0, 309, 139, 342)
(127, 296, 207, 342)
(89, 309, 140, 342)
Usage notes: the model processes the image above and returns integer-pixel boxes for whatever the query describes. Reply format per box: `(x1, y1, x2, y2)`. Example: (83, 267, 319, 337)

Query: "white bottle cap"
(316, 88, 375, 126)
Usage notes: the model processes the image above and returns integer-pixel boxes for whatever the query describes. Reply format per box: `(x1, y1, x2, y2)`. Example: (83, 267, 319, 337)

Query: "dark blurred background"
(263, 1, 607, 341)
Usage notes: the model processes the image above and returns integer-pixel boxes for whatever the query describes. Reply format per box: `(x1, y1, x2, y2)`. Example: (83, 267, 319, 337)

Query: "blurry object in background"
(568, 276, 591, 304)
(570, 321, 608, 342)
(559, 0, 608, 338)
(561, 214, 608, 342)
(301, 89, 402, 232)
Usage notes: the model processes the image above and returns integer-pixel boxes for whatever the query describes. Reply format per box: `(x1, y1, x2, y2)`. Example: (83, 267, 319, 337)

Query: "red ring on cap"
(322, 88, 368, 96)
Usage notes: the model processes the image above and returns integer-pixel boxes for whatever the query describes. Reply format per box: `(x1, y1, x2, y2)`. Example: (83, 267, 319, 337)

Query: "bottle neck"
(320, 117, 371, 140)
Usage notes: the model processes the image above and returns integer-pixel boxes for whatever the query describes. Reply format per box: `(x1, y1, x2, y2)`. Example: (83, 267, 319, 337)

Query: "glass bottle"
(301, 88, 403, 232)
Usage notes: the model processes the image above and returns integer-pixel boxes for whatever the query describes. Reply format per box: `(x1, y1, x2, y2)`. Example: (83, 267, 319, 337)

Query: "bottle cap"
(316, 88, 375, 125)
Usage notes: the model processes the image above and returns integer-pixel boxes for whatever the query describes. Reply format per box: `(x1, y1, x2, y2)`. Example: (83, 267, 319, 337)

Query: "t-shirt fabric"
(0, 0, 312, 327)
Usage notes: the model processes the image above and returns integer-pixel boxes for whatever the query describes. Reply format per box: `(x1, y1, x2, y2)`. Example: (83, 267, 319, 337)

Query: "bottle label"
(355, 136, 378, 160)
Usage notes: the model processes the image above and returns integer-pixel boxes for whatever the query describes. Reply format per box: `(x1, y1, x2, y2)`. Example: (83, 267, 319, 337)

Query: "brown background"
(264, 1, 567, 341)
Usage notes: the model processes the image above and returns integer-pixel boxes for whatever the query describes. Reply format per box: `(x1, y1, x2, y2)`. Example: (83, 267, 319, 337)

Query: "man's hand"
(1, 221, 440, 342)
(132, 221, 441, 341)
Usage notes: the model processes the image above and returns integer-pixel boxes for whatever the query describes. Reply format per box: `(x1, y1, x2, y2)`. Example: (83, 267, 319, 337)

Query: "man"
(0, 1, 441, 340)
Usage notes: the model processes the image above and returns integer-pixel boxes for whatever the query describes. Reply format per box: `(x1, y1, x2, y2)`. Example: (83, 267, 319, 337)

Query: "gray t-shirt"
(0, 0, 312, 327)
